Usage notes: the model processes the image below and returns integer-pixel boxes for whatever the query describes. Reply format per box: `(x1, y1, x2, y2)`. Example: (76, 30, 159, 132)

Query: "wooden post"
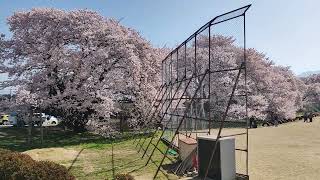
(111, 138, 115, 178)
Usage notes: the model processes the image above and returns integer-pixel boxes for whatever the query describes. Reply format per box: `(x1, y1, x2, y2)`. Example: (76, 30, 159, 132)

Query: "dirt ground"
(23, 117, 320, 180)
(24, 147, 79, 162)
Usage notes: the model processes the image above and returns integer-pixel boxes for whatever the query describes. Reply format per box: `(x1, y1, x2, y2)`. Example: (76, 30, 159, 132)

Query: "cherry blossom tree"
(0, 8, 166, 132)
(301, 74, 320, 111)
(176, 35, 303, 122)
(246, 48, 303, 119)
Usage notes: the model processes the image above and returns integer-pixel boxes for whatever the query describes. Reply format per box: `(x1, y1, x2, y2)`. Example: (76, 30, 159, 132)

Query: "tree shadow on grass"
(68, 148, 85, 172)
(0, 127, 135, 152)
(76, 157, 145, 179)
(104, 158, 141, 173)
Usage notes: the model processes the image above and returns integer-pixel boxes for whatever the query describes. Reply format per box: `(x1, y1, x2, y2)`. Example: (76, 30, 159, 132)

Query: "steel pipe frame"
(132, 4, 251, 179)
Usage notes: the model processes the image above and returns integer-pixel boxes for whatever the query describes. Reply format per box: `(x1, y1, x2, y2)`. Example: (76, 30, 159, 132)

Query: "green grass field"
(1, 117, 320, 180)
(0, 127, 177, 179)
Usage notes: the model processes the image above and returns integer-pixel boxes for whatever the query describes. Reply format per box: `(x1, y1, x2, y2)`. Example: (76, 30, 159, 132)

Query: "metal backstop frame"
(134, 5, 251, 179)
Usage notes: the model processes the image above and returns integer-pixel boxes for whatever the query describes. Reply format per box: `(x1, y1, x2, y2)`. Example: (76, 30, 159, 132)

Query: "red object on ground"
(192, 153, 198, 170)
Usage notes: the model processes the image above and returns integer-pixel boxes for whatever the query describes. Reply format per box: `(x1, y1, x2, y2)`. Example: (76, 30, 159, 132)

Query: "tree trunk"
(40, 117, 43, 145)
(119, 117, 123, 133)
(72, 123, 87, 133)
(27, 114, 32, 145)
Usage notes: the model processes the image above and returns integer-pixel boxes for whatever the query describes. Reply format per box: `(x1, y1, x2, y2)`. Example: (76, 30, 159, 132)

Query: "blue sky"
(0, 0, 319, 89)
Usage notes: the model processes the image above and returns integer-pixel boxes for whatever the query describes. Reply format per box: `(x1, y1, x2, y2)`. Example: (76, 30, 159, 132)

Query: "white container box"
(197, 135, 236, 180)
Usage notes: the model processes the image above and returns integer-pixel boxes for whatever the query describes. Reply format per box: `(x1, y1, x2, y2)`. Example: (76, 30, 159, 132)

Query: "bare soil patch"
(24, 147, 79, 162)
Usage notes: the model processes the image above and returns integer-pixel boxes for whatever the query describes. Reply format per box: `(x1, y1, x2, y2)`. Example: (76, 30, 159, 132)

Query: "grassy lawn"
(247, 117, 320, 180)
(1, 117, 320, 180)
(0, 127, 178, 179)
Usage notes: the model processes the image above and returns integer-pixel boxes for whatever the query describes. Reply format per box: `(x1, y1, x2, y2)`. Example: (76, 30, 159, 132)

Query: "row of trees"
(163, 35, 305, 123)
(0, 8, 319, 133)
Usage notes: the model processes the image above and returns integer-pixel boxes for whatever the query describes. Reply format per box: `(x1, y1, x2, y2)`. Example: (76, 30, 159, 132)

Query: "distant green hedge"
(0, 148, 75, 180)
